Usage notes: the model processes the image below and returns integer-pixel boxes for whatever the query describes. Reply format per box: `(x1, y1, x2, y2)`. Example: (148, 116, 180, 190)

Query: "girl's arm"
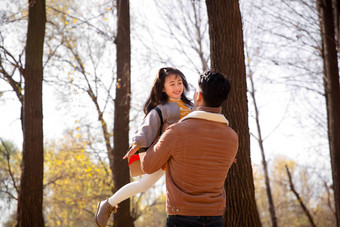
(133, 108, 162, 147)
(123, 102, 180, 159)
(123, 108, 162, 159)
(123, 118, 172, 160)
(141, 125, 175, 174)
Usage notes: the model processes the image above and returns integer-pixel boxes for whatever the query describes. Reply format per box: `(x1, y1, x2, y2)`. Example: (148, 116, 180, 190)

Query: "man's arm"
(141, 125, 176, 174)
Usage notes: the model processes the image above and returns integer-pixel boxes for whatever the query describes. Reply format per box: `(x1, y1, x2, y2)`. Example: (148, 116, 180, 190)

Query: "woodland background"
(0, 0, 339, 226)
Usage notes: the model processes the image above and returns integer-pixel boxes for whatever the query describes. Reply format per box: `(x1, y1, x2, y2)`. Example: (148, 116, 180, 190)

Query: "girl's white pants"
(108, 169, 165, 206)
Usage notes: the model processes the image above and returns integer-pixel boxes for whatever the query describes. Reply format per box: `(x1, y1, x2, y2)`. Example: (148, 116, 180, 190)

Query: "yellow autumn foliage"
(44, 131, 113, 227)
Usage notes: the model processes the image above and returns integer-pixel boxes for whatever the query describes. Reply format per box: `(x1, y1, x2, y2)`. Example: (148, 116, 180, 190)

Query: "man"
(141, 71, 239, 227)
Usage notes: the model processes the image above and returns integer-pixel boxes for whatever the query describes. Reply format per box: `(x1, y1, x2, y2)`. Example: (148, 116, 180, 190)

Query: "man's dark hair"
(198, 71, 231, 107)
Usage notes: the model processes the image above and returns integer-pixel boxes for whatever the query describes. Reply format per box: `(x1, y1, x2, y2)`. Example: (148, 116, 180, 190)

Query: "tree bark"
(112, 0, 134, 226)
(16, 0, 46, 226)
(317, 0, 340, 226)
(205, 0, 261, 226)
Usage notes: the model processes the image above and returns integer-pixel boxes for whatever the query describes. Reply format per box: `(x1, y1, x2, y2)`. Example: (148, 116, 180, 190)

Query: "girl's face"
(162, 74, 184, 100)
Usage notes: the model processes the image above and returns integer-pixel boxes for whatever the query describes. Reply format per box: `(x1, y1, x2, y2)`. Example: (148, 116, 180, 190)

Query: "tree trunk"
(205, 0, 261, 226)
(16, 0, 46, 226)
(112, 0, 134, 226)
(317, 0, 340, 226)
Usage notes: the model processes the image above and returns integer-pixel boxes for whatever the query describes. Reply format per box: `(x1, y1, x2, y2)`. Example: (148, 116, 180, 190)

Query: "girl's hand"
(123, 144, 139, 160)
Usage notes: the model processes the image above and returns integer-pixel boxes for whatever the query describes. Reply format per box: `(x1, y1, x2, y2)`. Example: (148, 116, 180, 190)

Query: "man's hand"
(123, 144, 139, 160)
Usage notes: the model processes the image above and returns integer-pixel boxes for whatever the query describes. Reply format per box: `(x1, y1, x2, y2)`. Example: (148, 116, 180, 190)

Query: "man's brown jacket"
(141, 106, 239, 216)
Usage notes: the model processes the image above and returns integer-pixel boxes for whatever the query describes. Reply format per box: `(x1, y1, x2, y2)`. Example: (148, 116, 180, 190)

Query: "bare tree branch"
(285, 164, 317, 227)
(324, 181, 336, 218)
(0, 139, 19, 195)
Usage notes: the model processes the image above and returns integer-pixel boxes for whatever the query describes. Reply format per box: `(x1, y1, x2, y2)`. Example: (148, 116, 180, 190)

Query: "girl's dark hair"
(143, 67, 192, 115)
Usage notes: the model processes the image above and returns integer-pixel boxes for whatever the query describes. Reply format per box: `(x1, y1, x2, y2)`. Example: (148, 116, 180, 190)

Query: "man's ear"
(196, 91, 203, 102)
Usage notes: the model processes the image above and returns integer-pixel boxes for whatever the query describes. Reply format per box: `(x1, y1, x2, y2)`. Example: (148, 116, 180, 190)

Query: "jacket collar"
(195, 106, 222, 113)
(179, 106, 229, 125)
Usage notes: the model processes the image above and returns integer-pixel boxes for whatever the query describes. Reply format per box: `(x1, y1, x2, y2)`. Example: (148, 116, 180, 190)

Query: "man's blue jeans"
(166, 215, 224, 227)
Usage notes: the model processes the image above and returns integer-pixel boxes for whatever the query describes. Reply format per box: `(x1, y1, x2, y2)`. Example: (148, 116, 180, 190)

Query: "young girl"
(95, 67, 193, 227)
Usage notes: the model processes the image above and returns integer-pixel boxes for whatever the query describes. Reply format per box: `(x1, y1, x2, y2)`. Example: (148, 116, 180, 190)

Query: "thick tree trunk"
(317, 0, 340, 226)
(112, 0, 134, 226)
(16, 0, 46, 226)
(205, 0, 261, 226)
